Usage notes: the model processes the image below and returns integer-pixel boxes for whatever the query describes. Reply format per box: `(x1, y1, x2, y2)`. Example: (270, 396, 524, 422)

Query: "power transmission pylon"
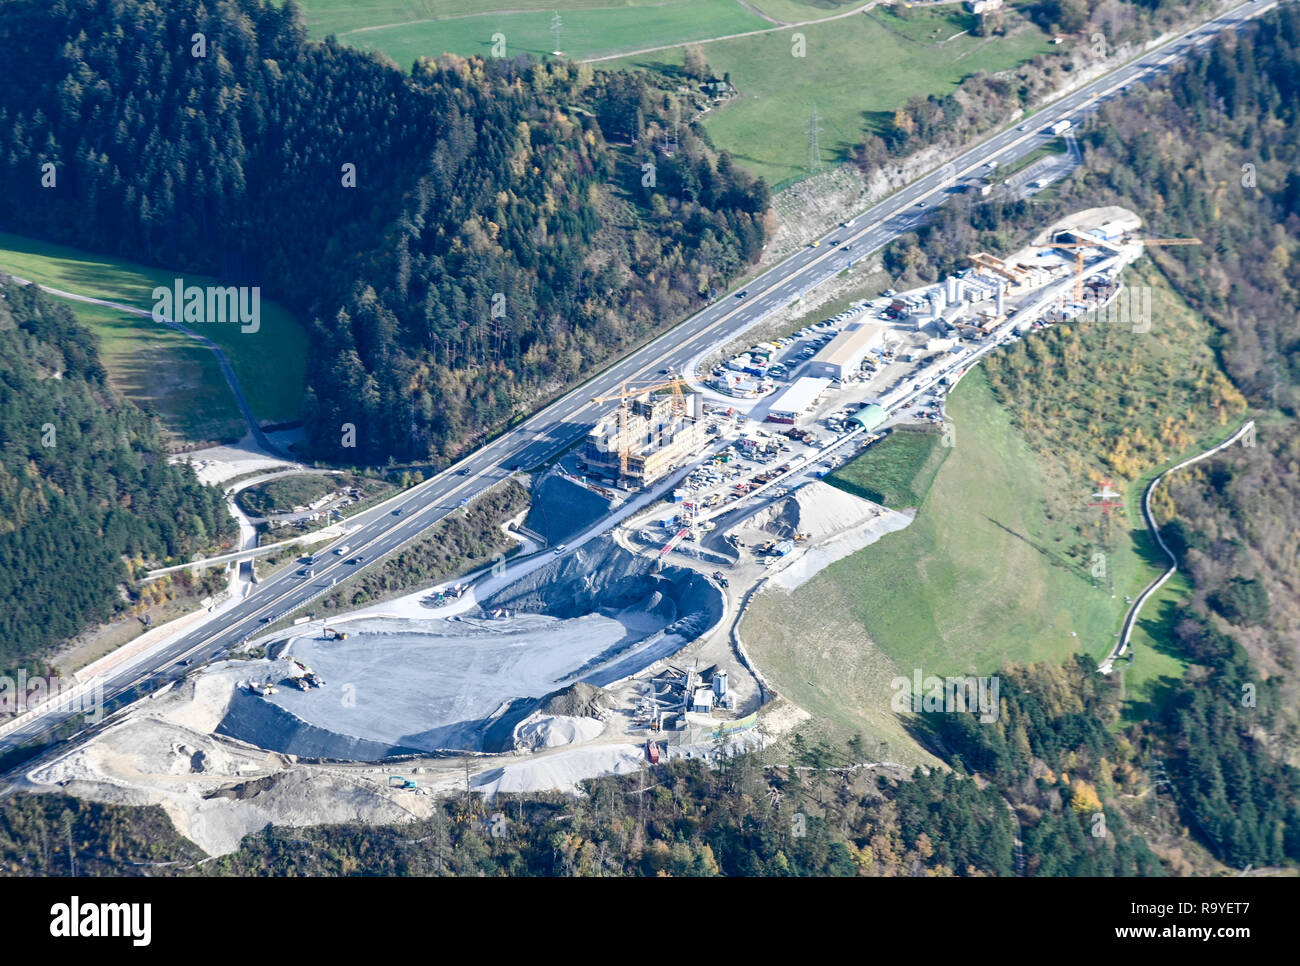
(807, 103, 822, 175)
(550, 10, 563, 55)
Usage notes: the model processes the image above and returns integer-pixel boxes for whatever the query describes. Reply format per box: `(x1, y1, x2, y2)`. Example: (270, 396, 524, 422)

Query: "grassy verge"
(0, 231, 308, 425)
(237, 474, 345, 517)
(996, 135, 1067, 179)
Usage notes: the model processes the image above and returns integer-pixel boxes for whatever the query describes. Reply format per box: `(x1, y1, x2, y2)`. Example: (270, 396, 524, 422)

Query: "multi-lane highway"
(0, 0, 1281, 762)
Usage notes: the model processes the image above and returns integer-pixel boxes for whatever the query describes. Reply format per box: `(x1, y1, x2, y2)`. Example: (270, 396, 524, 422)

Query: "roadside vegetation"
(315, 480, 530, 614)
(606, 6, 1052, 187)
(236, 474, 344, 517)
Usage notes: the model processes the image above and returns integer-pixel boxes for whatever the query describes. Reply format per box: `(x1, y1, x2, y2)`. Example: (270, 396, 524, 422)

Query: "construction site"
(8, 208, 1195, 858)
(583, 375, 712, 488)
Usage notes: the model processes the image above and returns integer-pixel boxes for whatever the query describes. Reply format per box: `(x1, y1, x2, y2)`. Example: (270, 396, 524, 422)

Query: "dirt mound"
(537, 682, 614, 719)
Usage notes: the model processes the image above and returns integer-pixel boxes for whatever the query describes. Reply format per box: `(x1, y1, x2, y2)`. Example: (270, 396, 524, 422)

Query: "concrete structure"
(807, 322, 885, 380)
(766, 376, 831, 424)
(584, 390, 709, 487)
(692, 688, 715, 714)
(965, 0, 1002, 11)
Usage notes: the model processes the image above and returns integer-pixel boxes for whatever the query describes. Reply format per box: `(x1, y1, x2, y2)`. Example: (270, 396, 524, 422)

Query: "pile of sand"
(752, 480, 883, 541)
(514, 714, 606, 751)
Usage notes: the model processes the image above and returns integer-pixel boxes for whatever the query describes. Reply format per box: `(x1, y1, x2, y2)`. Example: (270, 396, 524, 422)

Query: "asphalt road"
(0, 0, 1281, 762)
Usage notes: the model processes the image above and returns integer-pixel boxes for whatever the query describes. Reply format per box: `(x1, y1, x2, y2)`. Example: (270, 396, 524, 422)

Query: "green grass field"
(745, 0, 862, 23)
(744, 264, 1248, 754)
(745, 370, 1129, 757)
(0, 232, 308, 428)
(828, 426, 949, 508)
(605, 7, 1052, 185)
(298, 0, 767, 63)
(45, 299, 248, 446)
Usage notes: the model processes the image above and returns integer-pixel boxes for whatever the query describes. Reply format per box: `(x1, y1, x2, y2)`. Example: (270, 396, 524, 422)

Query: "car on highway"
(260, 616, 274, 623)
(735, 289, 748, 298)
(553, 544, 567, 555)
(299, 568, 314, 577)
(916, 201, 927, 208)
(348, 556, 364, 565)
(457, 468, 469, 475)
(809, 240, 820, 248)
(392, 508, 402, 515)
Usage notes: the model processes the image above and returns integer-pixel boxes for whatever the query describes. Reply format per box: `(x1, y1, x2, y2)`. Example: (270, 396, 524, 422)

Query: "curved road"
(0, 0, 1283, 766)
(1100, 419, 1256, 673)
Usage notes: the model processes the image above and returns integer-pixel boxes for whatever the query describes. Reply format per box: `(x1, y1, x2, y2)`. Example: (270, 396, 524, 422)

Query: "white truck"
(335, 545, 350, 556)
(1049, 119, 1072, 135)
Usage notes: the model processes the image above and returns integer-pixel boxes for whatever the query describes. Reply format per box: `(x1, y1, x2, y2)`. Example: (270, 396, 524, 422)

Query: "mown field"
(44, 299, 247, 446)
(295, 0, 767, 62)
(744, 263, 1246, 755)
(605, 6, 1053, 186)
(0, 232, 308, 429)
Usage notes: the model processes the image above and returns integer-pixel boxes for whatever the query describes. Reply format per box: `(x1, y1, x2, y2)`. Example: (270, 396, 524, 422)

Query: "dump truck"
(388, 776, 418, 789)
(646, 741, 661, 764)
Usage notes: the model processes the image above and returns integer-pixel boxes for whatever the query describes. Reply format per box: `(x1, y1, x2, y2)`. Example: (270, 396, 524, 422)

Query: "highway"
(0, 0, 1281, 763)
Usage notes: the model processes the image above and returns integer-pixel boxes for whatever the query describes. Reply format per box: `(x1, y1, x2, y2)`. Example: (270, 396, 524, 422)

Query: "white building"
(807, 322, 885, 380)
(766, 376, 831, 424)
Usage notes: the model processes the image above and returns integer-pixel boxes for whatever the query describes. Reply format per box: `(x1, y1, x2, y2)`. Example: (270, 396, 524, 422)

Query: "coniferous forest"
(0, 0, 769, 465)
(0, 279, 235, 669)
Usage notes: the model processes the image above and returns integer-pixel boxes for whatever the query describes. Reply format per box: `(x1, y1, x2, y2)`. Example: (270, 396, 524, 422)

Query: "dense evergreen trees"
(0, 278, 235, 670)
(0, 0, 768, 465)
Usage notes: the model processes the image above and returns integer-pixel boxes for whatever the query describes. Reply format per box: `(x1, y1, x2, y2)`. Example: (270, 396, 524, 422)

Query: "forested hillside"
(0, 0, 768, 464)
(877, 4, 1300, 871)
(0, 279, 235, 672)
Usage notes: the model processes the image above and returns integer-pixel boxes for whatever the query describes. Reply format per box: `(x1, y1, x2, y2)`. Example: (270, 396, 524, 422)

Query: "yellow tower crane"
(591, 373, 688, 481)
(1050, 232, 1202, 301)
